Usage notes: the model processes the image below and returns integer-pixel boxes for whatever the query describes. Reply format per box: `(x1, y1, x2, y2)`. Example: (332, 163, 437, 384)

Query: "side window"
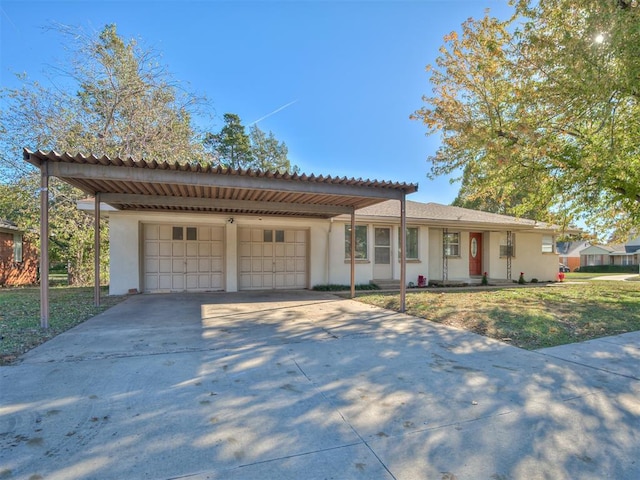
(13, 234, 23, 263)
(443, 232, 460, 257)
(398, 227, 419, 260)
(500, 233, 516, 257)
(345, 225, 368, 260)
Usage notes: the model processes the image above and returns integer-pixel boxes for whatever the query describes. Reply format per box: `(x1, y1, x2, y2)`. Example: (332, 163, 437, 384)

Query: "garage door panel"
(173, 243, 184, 256)
(211, 228, 223, 241)
(199, 243, 211, 256)
(145, 275, 158, 290)
(159, 225, 172, 240)
(145, 258, 159, 274)
(172, 275, 184, 290)
(186, 275, 198, 290)
(145, 242, 159, 256)
(186, 258, 198, 273)
(198, 227, 210, 241)
(186, 243, 198, 257)
(240, 258, 251, 273)
(159, 242, 172, 256)
(212, 258, 223, 271)
(172, 259, 185, 273)
(145, 224, 159, 240)
(198, 258, 211, 272)
(159, 258, 172, 273)
(252, 259, 263, 272)
(211, 274, 223, 289)
(159, 275, 172, 289)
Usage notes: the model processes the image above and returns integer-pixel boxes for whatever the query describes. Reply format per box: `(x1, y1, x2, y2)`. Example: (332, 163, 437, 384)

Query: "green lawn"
(565, 272, 637, 281)
(0, 286, 125, 365)
(356, 282, 640, 350)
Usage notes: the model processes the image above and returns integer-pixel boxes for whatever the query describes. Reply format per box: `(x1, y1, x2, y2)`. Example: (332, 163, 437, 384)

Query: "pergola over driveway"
(23, 149, 418, 327)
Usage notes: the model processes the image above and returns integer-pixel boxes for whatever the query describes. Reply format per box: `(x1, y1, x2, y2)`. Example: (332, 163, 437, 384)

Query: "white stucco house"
(26, 149, 570, 299)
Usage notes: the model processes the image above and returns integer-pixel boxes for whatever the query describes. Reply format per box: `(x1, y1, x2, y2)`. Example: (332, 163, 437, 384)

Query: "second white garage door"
(239, 228, 307, 290)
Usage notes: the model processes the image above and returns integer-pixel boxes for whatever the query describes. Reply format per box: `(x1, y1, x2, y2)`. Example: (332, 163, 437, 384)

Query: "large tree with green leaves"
(412, 0, 640, 237)
(205, 113, 298, 173)
(0, 24, 207, 284)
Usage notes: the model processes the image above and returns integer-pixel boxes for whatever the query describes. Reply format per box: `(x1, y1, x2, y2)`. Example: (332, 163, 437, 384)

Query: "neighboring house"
(556, 240, 590, 272)
(0, 219, 38, 286)
(580, 236, 640, 267)
(81, 199, 568, 295)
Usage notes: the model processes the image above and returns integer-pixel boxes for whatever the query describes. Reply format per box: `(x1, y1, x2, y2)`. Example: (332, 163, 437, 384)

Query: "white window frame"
(13, 233, 23, 263)
(443, 232, 460, 257)
(542, 235, 554, 254)
(345, 225, 368, 260)
(499, 233, 516, 258)
(398, 226, 419, 260)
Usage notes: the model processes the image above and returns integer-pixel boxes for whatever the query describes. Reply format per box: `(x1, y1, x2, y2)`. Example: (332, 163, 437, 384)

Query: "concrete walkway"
(1, 291, 639, 480)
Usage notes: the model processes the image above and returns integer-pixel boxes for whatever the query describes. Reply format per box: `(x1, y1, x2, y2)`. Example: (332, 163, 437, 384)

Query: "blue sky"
(1, 0, 513, 204)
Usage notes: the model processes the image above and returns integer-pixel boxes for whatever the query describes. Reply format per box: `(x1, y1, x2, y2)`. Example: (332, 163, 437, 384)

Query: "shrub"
(312, 283, 380, 291)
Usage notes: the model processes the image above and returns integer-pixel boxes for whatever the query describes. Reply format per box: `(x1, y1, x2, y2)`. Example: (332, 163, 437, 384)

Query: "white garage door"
(143, 224, 224, 292)
(239, 228, 307, 290)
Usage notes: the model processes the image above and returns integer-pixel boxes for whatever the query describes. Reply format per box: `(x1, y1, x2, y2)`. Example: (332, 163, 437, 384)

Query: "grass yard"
(0, 286, 125, 365)
(357, 282, 640, 350)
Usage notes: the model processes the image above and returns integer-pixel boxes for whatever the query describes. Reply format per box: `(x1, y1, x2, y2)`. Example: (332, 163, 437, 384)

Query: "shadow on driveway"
(1, 291, 639, 479)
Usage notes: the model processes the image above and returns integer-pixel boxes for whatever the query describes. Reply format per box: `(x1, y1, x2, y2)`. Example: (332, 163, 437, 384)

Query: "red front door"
(469, 232, 482, 276)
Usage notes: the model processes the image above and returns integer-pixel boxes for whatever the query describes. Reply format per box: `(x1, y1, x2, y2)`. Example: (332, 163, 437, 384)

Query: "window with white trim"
(443, 232, 460, 257)
(397, 227, 419, 260)
(499, 233, 516, 257)
(345, 225, 368, 260)
(13, 234, 23, 263)
(542, 235, 554, 253)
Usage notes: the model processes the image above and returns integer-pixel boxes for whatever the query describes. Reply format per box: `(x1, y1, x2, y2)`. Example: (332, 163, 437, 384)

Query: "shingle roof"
(0, 218, 20, 232)
(354, 199, 573, 232)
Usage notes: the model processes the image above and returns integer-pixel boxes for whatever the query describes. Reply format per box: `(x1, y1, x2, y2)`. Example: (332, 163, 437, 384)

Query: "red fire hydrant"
(558, 272, 565, 282)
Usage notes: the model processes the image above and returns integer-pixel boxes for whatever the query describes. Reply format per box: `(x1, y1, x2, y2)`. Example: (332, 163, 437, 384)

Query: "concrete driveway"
(1, 291, 639, 480)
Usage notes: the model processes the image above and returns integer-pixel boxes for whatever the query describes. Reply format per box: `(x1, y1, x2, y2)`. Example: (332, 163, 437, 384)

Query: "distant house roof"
(556, 241, 590, 256)
(348, 199, 576, 233)
(0, 218, 21, 233)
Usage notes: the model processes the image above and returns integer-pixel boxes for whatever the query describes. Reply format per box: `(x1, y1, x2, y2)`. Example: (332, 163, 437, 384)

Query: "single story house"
(25, 149, 571, 301)
(78, 197, 566, 295)
(580, 237, 640, 267)
(556, 240, 591, 272)
(0, 219, 38, 286)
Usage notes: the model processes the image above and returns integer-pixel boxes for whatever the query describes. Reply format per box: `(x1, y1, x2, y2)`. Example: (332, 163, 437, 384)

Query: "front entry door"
(469, 232, 482, 276)
(373, 227, 392, 279)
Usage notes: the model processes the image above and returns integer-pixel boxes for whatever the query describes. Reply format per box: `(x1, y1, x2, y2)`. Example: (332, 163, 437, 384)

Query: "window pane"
(345, 225, 368, 259)
(500, 233, 516, 257)
(172, 227, 183, 240)
(407, 228, 418, 259)
(443, 232, 459, 257)
(398, 227, 419, 260)
(263, 230, 273, 242)
(375, 246, 390, 264)
(186, 227, 197, 241)
(275, 230, 285, 242)
(375, 228, 390, 246)
(542, 235, 553, 253)
(13, 234, 23, 263)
